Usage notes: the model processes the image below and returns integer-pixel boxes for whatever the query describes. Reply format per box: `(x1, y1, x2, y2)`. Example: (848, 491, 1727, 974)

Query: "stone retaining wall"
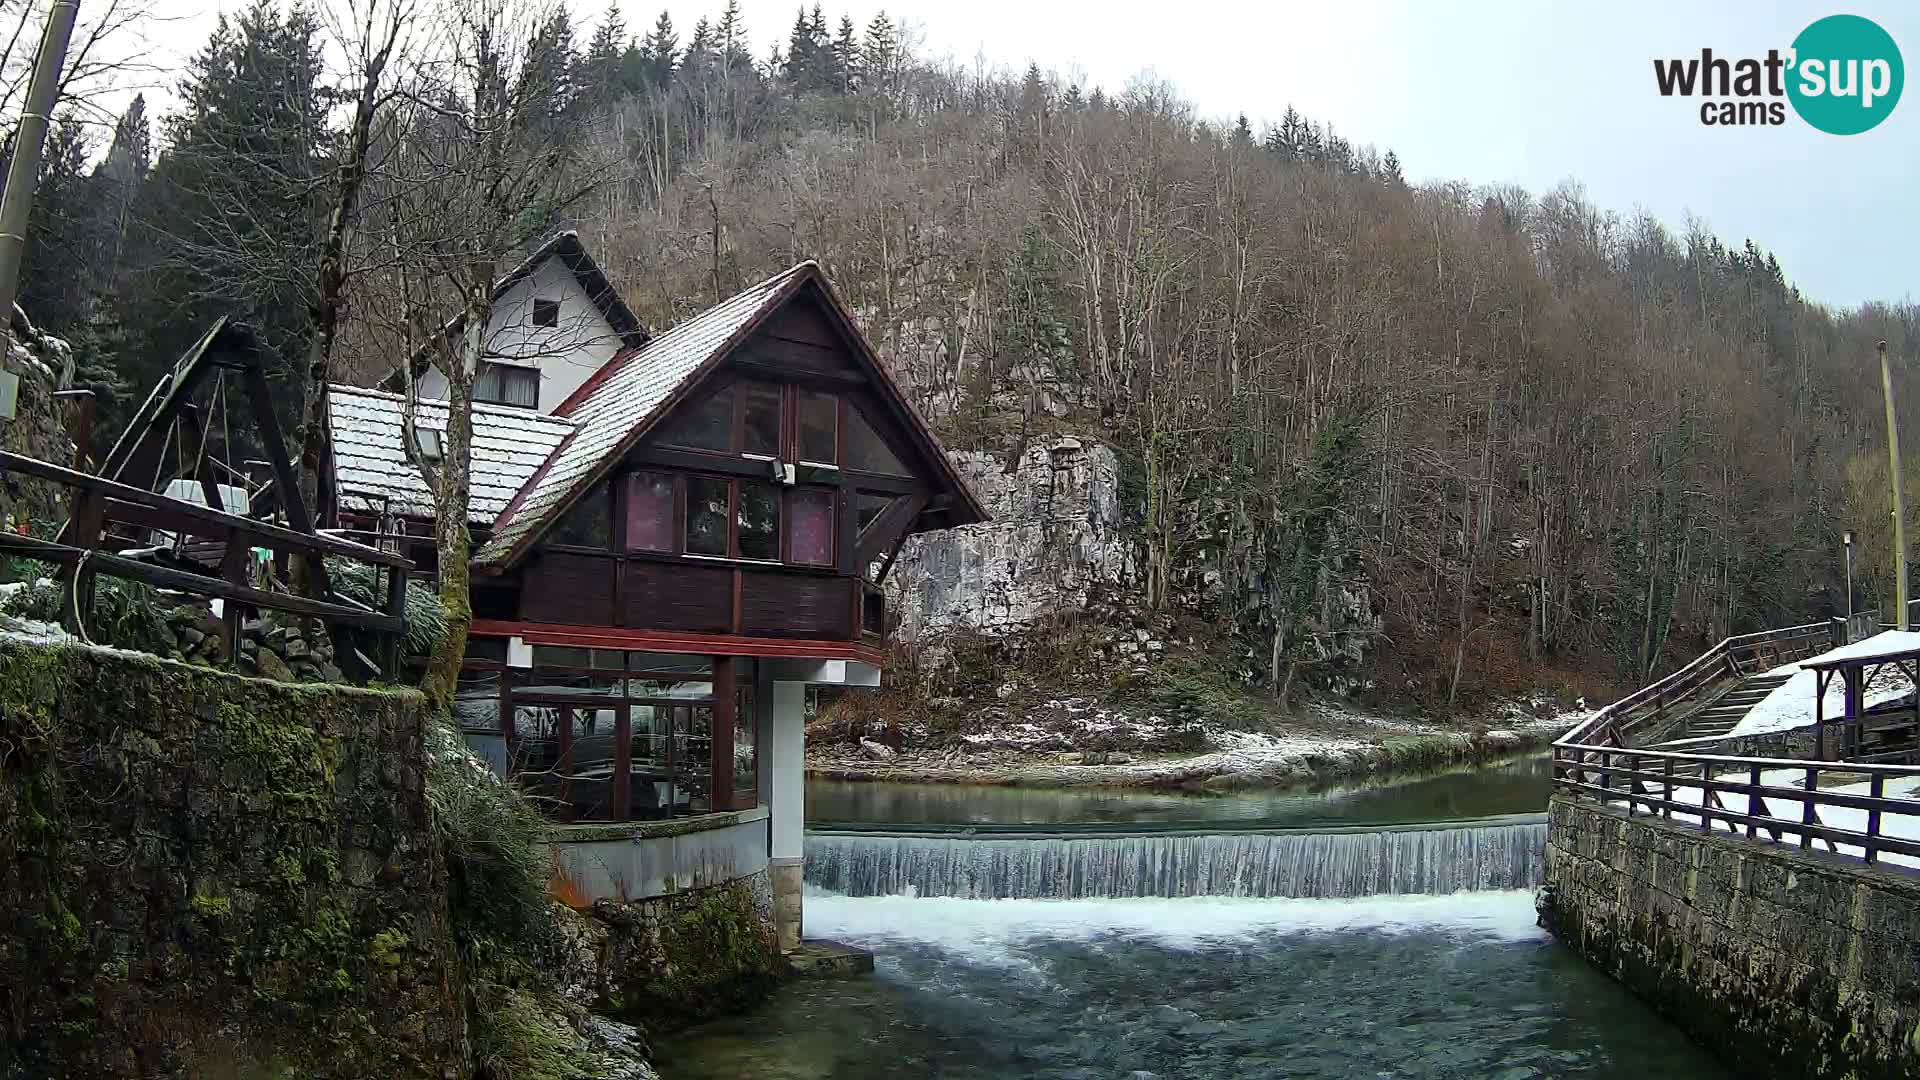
(1542, 794, 1920, 1080)
(0, 637, 463, 1078)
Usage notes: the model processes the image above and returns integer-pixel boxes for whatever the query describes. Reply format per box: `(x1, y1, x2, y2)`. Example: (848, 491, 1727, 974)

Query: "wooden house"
(323, 235, 984, 945)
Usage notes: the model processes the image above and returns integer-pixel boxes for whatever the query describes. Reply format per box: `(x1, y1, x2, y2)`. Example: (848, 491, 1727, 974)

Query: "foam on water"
(805, 889, 1547, 967)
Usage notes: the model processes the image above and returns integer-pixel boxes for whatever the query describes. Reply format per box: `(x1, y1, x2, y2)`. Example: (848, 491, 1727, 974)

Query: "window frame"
(475, 359, 540, 409)
(531, 298, 561, 328)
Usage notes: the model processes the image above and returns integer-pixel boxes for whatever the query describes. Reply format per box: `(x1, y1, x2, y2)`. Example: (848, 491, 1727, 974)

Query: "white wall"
(414, 259, 625, 414)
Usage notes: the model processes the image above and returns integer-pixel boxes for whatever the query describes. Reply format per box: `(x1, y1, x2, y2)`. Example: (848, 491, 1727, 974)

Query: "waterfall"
(804, 816, 1547, 900)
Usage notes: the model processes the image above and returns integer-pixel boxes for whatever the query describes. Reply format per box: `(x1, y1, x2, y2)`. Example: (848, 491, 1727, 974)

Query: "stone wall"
(0, 636, 465, 1079)
(1542, 795, 1920, 1080)
(585, 872, 786, 1034)
(889, 437, 1131, 640)
(0, 314, 76, 528)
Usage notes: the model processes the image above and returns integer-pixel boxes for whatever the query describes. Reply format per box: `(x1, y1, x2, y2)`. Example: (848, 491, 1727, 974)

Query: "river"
(655, 757, 1729, 1079)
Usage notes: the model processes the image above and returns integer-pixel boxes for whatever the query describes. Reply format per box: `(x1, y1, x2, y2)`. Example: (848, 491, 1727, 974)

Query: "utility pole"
(1844, 529, 1856, 622)
(0, 0, 81, 320)
(1881, 340, 1909, 631)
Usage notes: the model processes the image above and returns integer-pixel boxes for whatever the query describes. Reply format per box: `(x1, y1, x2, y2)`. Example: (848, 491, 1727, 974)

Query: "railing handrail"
(1558, 619, 1830, 746)
(1556, 738, 1920, 777)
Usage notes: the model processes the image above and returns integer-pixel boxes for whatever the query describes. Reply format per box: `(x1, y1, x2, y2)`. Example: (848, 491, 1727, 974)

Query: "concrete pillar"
(767, 679, 806, 952)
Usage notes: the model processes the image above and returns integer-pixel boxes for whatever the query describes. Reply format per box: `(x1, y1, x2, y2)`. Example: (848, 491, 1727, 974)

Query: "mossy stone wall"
(0, 638, 465, 1079)
(1543, 795, 1920, 1080)
(594, 871, 786, 1034)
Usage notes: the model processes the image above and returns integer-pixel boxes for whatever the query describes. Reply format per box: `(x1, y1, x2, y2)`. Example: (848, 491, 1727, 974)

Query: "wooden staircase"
(1678, 670, 1795, 741)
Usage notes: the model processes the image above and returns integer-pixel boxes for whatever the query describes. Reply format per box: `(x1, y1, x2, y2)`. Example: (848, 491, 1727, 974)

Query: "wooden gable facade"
(471, 275, 981, 663)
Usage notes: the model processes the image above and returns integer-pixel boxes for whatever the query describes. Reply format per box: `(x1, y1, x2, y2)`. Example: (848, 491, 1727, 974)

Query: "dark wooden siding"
(521, 552, 614, 624)
(623, 561, 732, 633)
(740, 570, 851, 638)
(759, 298, 844, 350)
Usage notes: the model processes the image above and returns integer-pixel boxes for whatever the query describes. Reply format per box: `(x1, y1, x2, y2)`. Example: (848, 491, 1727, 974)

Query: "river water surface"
(657, 759, 1727, 1078)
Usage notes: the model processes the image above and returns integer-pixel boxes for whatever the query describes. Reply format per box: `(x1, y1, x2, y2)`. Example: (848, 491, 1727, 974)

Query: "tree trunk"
(419, 280, 487, 714)
(296, 30, 396, 521)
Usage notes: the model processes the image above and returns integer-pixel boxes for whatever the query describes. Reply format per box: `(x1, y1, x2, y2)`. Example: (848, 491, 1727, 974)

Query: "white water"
(806, 889, 1547, 957)
(805, 820, 1547, 899)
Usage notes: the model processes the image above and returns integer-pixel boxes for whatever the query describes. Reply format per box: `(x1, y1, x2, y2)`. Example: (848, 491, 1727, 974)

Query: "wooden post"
(1662, 756, 1675, 819)
(1867, 773, 1885, 865)
(382, 563, 407, 676)
(613, 702, 632, 822)
(1815, 669, 1828, 761)
(1801, 767, 1817, 849)
(1747, 763, 1762, 838)
(218, 532, 247, 666)
(712, 656, 736, 810)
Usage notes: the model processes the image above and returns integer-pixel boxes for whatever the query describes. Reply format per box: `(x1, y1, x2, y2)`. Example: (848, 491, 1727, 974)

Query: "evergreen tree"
(1062, 83, 1084, 109)
(1381, 150, 1405, 187)
(833, 14, 859, 93)
(782, 7, 818, 89)
(860, 12, 896, 95)
(90, 94, 150, 291)
(1231, 113, 1253, 148)
(681, 17, 715, 83)
(15, 117, 95, 332)
(717, 0, 750, 73)
(130, 0, 327, 422)
(582, 1, 628, 109)
(518, 8, 580, 126)
(640, 10, 678, 87)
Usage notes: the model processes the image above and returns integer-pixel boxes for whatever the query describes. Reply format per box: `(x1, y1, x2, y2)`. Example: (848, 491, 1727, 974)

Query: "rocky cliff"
(889, 436, 1132, 641)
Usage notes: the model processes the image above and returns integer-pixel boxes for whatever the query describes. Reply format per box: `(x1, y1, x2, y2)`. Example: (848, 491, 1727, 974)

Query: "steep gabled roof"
(329, 385, 576, 522)
(473, 261, 987, 570)
(376, 231, 648, 392)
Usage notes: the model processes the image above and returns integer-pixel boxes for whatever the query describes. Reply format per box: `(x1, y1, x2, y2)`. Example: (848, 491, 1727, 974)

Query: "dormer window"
(475, 360, 539, 409)
(531, 298, 560, 327)
(412, 426, 443, 464)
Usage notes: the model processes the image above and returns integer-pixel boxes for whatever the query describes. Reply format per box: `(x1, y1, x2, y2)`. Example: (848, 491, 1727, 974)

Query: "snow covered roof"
(327, 385, 576, 523)
(1799, 629, 1920, 669)
(473, 262, 818, 567)
(1728, 630, 1920, 738)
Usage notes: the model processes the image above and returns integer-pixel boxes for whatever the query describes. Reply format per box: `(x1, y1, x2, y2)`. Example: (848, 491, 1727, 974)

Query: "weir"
(804, 813, 1547, 899)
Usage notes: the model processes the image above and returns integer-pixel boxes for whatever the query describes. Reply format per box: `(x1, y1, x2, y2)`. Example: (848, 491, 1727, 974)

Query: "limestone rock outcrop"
(889, 437, 1132, 640)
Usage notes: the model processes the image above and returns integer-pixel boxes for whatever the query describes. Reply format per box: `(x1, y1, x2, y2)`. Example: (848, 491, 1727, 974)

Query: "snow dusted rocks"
(889, 437, 1131, 640)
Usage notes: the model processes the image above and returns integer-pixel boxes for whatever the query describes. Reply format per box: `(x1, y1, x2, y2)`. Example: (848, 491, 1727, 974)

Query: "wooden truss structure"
(3, 320, 412, 676)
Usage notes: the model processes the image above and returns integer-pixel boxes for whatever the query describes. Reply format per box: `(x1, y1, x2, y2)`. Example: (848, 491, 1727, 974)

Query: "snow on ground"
(1733, 630, 1920, 738)
(1599, 767, 1920, 870)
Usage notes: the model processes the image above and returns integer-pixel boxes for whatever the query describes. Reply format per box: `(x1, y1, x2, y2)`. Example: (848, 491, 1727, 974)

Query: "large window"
(625, 472, 675, 552)
(790, 487, 835, 565)
(459, 648, 759, 823)
(476, 361, 539, 409)
(654, 379, 913, 479)
(557, 469, 839, 569)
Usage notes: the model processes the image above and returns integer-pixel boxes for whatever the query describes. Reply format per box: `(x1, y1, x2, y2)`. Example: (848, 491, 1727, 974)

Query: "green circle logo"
(1788, 15, 1903, 135)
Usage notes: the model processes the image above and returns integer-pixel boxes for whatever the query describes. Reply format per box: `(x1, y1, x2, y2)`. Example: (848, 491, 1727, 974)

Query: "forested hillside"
(18, 0, 1919, 708)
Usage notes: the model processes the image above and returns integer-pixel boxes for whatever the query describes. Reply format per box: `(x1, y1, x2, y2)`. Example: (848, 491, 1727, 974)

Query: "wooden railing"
(0, 449, 412, 673)
(1555, 612, 1920, 868)
(1552, 742, 1920, 866)
(1560, 621, 1834, 748)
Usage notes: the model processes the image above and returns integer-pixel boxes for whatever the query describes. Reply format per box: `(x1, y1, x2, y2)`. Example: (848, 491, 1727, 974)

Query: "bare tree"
(380, 0, 609, 710)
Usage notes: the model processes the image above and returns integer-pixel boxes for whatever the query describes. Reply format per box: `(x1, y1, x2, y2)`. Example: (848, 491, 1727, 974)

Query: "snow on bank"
(811, 695, 1589, 789)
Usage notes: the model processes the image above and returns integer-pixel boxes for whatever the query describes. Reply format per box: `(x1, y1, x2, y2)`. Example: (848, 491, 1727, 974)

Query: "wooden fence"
(1555, 612, 1920, 868)
(1552, 742, 1920, 866)
(0, 448, 412, 672)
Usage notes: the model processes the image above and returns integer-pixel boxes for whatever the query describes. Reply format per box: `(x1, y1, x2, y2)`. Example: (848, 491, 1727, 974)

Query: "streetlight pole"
(1845, 530, 1856, 622)
(1880, 340, 1909, 631)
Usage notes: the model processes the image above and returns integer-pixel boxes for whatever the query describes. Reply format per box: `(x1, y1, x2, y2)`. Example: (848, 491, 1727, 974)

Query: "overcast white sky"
(126, 0, 1920, 309)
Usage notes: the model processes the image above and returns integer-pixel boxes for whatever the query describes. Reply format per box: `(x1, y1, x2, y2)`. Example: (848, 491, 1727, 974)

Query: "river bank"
(807, 698, 1582, 791)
